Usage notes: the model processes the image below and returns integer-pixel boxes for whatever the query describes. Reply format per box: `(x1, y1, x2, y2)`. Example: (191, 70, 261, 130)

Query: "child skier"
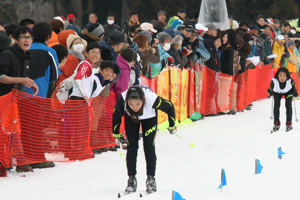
(112, 86, 176, 194)
(268, 67, 299, 132)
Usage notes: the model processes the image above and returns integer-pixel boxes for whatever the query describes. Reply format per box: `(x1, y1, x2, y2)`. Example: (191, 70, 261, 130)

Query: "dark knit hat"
(242, 32, 251, 43)
(259, 33, 267, 40)
(88, 23, 104, 37)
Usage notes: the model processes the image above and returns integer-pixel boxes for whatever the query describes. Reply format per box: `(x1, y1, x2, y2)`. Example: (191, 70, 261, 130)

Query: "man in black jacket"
(0, 26, 38, 96)
(103, 13, 121, 41)
(203, 23, 220, 72)
(0, 26, 38, 173)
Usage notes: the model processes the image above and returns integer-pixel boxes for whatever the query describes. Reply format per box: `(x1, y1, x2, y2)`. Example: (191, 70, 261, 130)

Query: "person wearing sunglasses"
(113, 86, 176, 194)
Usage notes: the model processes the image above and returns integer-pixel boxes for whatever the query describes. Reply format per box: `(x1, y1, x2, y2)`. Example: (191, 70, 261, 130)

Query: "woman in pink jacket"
(111, 48, 136, 98)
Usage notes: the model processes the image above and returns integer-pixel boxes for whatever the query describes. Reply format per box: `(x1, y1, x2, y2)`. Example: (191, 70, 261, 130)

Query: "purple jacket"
(111, 55, 131, 98)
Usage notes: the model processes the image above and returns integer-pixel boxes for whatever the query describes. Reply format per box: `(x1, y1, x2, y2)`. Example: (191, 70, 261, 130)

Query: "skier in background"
(268, 67, 299, 132)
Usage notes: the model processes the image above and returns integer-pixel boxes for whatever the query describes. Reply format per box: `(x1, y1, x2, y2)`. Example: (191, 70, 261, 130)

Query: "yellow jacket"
(272, 41, 285, 68)
(287, 48, 300, 73)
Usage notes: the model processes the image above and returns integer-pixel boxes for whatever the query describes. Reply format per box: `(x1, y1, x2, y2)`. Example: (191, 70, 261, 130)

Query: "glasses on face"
(279, 40, 285, 43)
(19, 36, 34, 40)
(90, 51, 100, 55)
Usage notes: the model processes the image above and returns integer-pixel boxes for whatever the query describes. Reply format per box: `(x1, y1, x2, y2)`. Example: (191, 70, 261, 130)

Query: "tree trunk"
(88, 0, 93, 14)
(71, 0, 82, 27)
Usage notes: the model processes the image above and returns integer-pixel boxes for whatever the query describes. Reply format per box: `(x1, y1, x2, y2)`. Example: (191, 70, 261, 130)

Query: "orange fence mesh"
(0, 90, 117, 168)
(90, 92, 116, 149)
(2, 64, 298, 169)
(170, 67, 182, 120)
(156, 68, 170, 124)
(179, 69, 189, 122)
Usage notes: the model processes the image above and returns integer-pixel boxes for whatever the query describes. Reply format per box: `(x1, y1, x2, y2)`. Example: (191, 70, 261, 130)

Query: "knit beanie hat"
(88, 23, 104, 37)
(242, 32, 251, 43)
(172, 19, 183, 31)
(287, 40, 296, 48)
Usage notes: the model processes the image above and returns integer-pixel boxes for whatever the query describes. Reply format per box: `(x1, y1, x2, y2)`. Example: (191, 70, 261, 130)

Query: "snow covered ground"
(1, 98, 300, 200)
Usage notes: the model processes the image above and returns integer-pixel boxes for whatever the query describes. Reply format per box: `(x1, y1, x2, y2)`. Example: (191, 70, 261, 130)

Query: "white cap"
(232, 20, 239, 29)
(53, 16, 65, 25)
(195, 23, 208, 31)
(276, 35, 284, 40)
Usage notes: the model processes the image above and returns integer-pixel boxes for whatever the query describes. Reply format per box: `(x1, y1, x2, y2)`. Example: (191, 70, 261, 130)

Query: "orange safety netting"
(0, 90, 116, 168)
(2, 64, 298, 170)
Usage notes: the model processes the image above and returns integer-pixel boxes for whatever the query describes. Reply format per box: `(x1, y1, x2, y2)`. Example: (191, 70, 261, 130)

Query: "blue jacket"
(98, 41, 118, 63)
(65, 22, 82, 35)
(149, 43, 170, 78)
(27, 42, 61, 97)
(196, 35, 210, 65)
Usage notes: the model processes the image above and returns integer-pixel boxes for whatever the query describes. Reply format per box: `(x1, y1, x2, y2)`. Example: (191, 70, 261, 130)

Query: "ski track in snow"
(1, 98, 300, 200)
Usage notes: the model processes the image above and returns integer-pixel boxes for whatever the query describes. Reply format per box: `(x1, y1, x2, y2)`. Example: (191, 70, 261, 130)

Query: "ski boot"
(146, 175, 157, 194)
(272, 121, 280, 133)
(125, 175, 137, 194)
(286, 121, 293, 132)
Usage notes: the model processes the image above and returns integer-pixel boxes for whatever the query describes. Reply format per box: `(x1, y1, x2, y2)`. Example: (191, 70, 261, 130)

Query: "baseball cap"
(140, 22, 157, 33)
(67, 14, 75, 21)
(195, 23, 208, 32)
(178, 9, 186, 14)
(109, 31, 127, 43)
(276, 35, 284, 40)
(249, 25, 259, 30)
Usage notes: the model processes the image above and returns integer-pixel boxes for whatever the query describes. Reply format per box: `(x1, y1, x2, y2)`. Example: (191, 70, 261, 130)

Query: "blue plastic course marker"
(172, 190, 186, 200)
(278, 147, 286, 159)
(255, 159, 263, 174)
(218, 168, 227, 191)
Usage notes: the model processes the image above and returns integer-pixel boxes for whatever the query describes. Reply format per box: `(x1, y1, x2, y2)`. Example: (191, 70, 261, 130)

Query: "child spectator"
(51, 44, 68, 68)
(69, 42, 103, 102)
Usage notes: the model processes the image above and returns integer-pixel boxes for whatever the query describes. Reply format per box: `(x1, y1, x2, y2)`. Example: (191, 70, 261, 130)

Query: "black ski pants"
(125, 114, 157, 176)
(273, 92, 293, 122)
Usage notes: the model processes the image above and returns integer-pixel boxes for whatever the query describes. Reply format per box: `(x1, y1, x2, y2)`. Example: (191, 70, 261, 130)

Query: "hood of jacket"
(68, 49, 85, 61)
(10, 43, 31, 60)
(48, 31, 59, 47)
(58, 30, 76, 48)
(81, 29, 101, 42)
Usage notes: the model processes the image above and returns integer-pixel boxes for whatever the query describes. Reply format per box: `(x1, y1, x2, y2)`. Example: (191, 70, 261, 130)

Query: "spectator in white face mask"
(103, 13, 121, 41)
(51, 34, 87, 100)
(148, 32, 174, 78)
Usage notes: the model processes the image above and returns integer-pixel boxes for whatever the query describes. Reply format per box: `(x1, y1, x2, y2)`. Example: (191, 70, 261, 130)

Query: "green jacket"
(294, 47, 300, 72)
(264, 39, 273, 65)
(166, 16, 180, 28)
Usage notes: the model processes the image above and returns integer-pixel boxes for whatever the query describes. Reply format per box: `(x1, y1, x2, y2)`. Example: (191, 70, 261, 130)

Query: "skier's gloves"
(294, 96, 300, 100)
(168, 126, 177, 135)
(113, 134, 126, 146)
(267, 88, 273, 96)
